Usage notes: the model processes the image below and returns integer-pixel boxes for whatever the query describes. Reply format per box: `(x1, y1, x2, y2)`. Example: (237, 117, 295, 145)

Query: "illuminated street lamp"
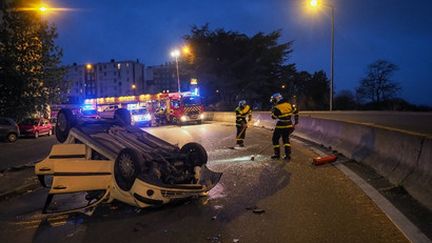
(182, 46, 191, 55)
(11, 3, 73, 14)
(308, 0, 335, 111)
(131, 84, 137, 95)
(38, 5, 48, 12)
(170, 49, 181, 94)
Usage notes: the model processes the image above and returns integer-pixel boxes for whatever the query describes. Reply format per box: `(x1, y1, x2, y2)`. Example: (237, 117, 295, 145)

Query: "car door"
(35, 143, 113, 214)
(35, 119, 42, 134)
(43, 119, 51, 134)
(0, 118, 12, 139)
(0, 118, 9, 136)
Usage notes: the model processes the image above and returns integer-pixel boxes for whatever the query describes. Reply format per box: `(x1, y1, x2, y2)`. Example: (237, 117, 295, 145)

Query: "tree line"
(1, 8, 427, 121)
(335, 60, 431, 111)
(0, 1, 66, 121)
(181, 24, 331, 111)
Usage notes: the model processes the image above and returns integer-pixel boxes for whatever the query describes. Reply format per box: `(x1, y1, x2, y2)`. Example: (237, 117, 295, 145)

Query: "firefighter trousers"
(236, 122, 247, 145)
(272, 127, 294, 155)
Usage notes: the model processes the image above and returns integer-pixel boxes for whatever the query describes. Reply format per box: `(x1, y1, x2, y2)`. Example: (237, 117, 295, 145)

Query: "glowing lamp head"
(310, 0, 319, 8)
(86, 64, 92, 70)
(182, 46, 191, 55)
(171, 49, 180, 58)
(39, 6, 48, 12)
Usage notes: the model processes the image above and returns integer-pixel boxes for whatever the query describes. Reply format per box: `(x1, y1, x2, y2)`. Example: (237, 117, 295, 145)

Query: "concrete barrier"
(404, 137, 432, 209)
(205, 111, 432, 210)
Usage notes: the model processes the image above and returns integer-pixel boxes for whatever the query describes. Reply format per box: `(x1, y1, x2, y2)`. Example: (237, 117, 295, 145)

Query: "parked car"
(18, 118, 53, 138)
(35, 108, 222, 215)
(131, 108, 152, 127)
(0, 117, 20, 143)
(80, 109, 100, 119)
(98, 105, 119, 119)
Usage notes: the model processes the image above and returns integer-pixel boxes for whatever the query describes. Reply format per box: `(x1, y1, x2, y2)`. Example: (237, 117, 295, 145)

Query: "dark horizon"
(49, 0, 432, 106)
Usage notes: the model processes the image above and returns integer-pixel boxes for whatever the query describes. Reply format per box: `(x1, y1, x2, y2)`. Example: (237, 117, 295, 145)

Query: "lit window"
(117, 63, 121, 70)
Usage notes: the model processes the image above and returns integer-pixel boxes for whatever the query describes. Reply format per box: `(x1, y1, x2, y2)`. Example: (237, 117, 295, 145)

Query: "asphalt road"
(0, 135, 57, 171)
(0, 123, 408, 242)
(300, 111, 432, 136)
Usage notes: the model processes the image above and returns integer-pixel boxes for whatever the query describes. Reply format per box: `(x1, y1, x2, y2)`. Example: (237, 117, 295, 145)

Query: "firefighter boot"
(283, 147, 291, 160)
(271, 147, 280, 159)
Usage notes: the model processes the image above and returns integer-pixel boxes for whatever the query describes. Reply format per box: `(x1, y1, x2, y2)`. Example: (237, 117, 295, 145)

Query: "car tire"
(171, 117, 178, 125)
(180, 142, 208, 168)
(34, 131, 39, 139)
(114, 108, 131, 126)
(114, 148, 142, 191)
(55, 108, 77, 143)
(7, 133, 17, 143)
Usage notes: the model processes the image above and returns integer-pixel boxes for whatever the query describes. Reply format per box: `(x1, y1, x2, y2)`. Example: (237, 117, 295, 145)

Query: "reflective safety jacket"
(235, 105, 252, 126)
(271, 99, 299, 129)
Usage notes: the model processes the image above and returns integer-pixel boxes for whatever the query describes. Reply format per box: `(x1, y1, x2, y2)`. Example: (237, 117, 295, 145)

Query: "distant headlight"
(199, 114, 205, 120)
(144, 113, 151, 121)
(180, 115, 187, 122)
(132, 115, 144, 121)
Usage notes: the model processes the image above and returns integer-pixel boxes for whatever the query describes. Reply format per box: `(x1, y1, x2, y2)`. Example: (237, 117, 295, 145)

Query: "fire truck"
(158, 92, 205, 124)
(83, 91, 205, 126)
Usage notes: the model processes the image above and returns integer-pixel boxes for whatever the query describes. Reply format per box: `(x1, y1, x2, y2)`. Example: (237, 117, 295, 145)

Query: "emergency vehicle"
(83, 91, 205, 126)
(157, 92, 205, 124)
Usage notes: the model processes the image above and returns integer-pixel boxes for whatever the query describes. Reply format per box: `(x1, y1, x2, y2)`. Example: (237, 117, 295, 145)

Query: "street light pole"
(175, 55, 180, 94)
(330, 5, 334, 111)
(309, 0, 335, 111)
(170, 49, 181, 94)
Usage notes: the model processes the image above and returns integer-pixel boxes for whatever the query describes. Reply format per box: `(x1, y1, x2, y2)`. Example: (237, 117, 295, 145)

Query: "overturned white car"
(35, 108, 222, 215)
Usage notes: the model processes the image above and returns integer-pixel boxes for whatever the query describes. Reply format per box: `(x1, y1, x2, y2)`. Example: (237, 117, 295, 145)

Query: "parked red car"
(18, 118, 53, 138)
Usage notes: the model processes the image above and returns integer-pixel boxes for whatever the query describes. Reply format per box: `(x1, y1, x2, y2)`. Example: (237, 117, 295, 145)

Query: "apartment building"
(64, 59, 145, 102)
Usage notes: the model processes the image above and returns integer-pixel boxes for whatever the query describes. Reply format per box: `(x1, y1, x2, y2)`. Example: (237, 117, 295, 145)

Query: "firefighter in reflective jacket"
(270, 93, 299, 159)
(235, 100, 252, 147)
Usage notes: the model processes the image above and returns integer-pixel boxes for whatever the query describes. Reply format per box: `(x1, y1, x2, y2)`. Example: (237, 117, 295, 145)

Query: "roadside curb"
(0, 176, 40, 201)
(0, 160, 41, 201)
(0, 160, 38, 174)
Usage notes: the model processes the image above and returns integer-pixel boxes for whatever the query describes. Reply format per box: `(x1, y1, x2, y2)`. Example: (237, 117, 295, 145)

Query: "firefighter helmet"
(270, 93, 283, 103)
(238, 100, 247, 107)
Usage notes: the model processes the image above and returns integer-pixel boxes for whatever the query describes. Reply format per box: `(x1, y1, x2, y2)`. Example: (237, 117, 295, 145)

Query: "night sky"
(49, 0, 432, 105)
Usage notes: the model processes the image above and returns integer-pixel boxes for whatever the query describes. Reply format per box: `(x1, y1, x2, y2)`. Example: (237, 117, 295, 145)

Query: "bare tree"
(356, 59, 400, 105)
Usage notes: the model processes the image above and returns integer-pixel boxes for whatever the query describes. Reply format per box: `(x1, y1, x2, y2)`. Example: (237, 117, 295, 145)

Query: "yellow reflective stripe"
(278, 113, 293, 118)
(275, 125, 293, 128)
(284, 144, 291, 147)
(275, 103, 293, 114)
(241, 105, 251, 115)
(273, 145, 280, 148)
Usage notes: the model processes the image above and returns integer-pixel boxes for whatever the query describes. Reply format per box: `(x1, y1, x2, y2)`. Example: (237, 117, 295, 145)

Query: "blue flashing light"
(127, 103, 139, 110)
(82, 104, 94, 111)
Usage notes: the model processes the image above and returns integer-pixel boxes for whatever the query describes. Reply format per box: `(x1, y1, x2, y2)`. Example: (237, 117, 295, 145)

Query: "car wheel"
(114, 148, 142, 191)
(55, 109, 77, 143)
(180, 142, 208, 168)
(114, 108, 131, 126)
(171, 117, 178, 125)
(7, 133, 17, 143)
(34, 131, 39, 139)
